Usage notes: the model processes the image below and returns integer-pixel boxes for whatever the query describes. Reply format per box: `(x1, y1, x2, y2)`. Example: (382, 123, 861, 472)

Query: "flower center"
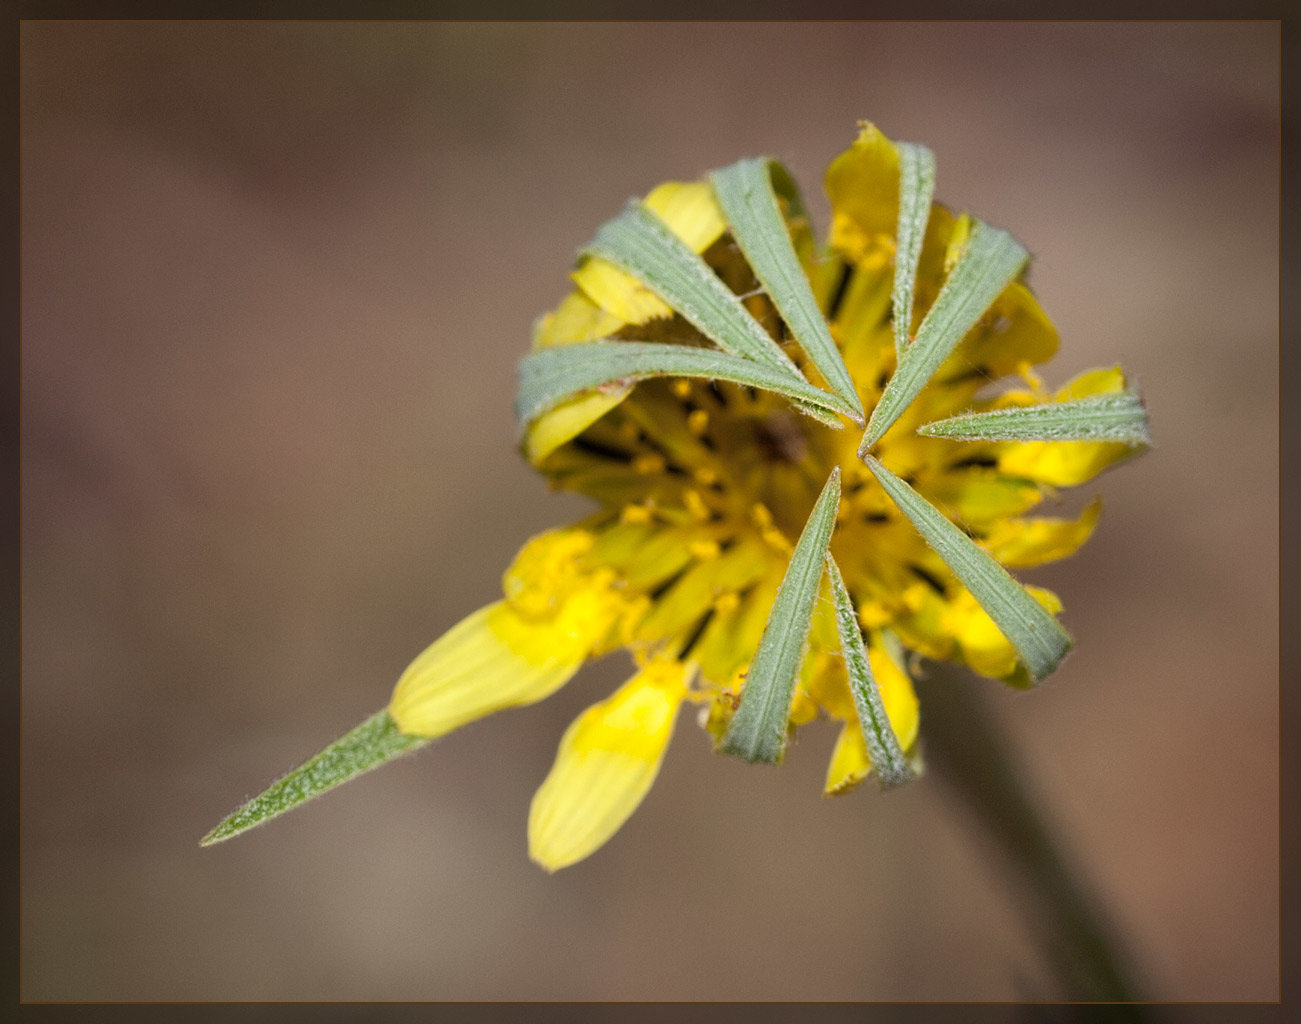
(533, 245, 1004, 691)
(749, 408, 807, 466)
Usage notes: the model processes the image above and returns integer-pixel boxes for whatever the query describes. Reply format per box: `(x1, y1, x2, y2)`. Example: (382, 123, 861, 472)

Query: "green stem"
(913, 667, 1147, 1006)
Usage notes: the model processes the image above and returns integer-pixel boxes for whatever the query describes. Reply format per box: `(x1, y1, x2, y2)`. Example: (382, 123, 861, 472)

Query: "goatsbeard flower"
(204, 123, 1148, 871)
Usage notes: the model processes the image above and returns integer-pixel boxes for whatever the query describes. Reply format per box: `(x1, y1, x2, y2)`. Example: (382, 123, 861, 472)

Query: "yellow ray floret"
(825, 122, 901, 264)
(529, 658, 690, 872)
(944, 585, 1064, 682)
(391, 530, 631, 737)
(981, 498, 1102, 568)
(388, 598, 604, 738)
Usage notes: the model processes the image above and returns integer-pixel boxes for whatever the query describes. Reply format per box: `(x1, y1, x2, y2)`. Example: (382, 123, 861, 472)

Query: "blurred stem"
(913, 667, 1146, 1008)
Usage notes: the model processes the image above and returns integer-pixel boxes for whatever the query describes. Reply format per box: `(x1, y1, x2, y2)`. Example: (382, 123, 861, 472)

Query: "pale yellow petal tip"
(851, 119, 892, 150)
(527, 660, 689, 871)
(527, 845, 567, 874)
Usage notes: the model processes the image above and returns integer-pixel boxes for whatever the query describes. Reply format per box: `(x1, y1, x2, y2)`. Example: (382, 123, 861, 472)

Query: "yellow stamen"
(688, 539, 721, 561)
(529, 659, 690, 872)
(620, 503, 653, 525)
(713, 591, 741, 614)
(633, 453, 667, 476)
(683, 489, 712, 522)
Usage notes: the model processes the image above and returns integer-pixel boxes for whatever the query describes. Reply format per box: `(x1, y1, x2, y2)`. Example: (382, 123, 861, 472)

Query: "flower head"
(204, 123, 1148, 870)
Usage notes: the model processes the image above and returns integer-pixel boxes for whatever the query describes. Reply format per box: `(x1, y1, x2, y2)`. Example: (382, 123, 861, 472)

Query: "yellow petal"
(523, 291, 631, 462)
(1055, 365, 1127, 400)
(525, 388, 630, 464)
(924, 470, 1044, 525)
(691, 573, 780, 685)
(945, 585, 1063, 680)
(956, 281, 1060, 378)
(619, 525, 699, 588)
(999, 438, 1136, 488)
(981, 497, 1103, 568)
(870, 637, 921, 753)
(788, 686, 821, 727)
(825, 122, 900, 263)
(573, 257, 675, 324)
(803, 649, 855, 723)
(532, 290, 623, 350)
(798, 589, 857, 719)
(587, 517, 656, 567)
(528, 659, 689, 871)
(389, 588, 616, 737)
(830, 256, 894, 376)
(890, 583, 956, 662)
(642, 180, 728, 252)
(825, 721, 871, 795)
(942, 213, 974, 274)
(572, 181, 727, 325)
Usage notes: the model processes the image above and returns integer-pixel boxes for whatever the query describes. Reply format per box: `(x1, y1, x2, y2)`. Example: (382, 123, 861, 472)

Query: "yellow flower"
(385, 123, 1144, 871)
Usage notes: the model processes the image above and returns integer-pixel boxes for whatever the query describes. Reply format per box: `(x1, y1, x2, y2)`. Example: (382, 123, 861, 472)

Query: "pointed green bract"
(892, 142, 936, 360)
(718, 467, 842, 765)
(859, 220, 1028, 453)
(711, 158, 865, 423)
(825, 553, 912, 788)
(863, 456, 1072, 683)
(515, 340, 856, 430)
(201, 710, 428, 846)
(918, 393, 1151, 445)
(583, 200, 802, 375)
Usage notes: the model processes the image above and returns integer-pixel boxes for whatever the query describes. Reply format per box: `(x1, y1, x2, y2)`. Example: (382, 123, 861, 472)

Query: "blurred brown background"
(20, 21, 1278, 1002)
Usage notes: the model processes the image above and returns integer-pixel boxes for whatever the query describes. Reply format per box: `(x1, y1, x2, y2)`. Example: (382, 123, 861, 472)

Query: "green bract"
(859, 219, 1029, 453)
(891, 142, 937, 360)
(717, 467, 842, 765)
(711, 157, 864, 419)
(826, 553, 912, 788)
(203, 710, 425, 846)
(863, 455, 1074, 684)
(918, 393, 1151, 444)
